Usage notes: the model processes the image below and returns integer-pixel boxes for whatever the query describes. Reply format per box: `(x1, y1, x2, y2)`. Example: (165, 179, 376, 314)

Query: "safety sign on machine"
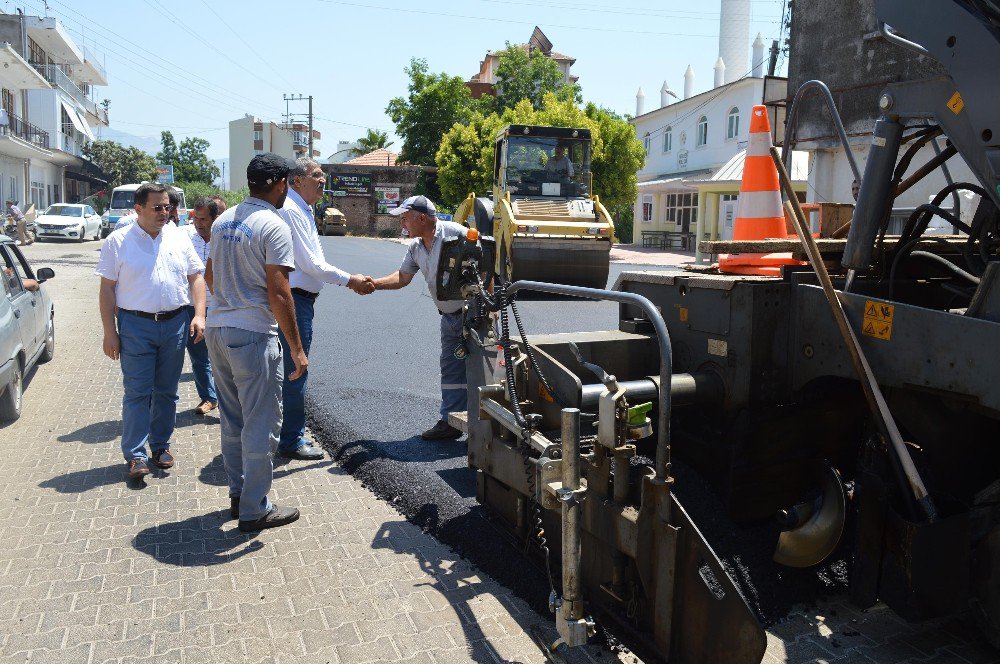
(862, 300, 894, 341)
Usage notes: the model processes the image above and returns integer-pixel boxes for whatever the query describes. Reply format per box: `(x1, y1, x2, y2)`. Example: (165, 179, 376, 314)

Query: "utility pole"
(282, 94, 315, 158)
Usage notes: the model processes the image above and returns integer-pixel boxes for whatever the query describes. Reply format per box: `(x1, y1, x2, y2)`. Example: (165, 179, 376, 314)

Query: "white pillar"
(660, 81, 672, 107)
(719, 0, 750, 83)
(752, 33, 766, 78)
(714, 57, 726, 88)
(636, 87, 646, 117)
(683, 65, 695, 99)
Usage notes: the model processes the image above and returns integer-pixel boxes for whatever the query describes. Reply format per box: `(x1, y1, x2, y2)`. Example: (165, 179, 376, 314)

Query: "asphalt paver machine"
(435, 1, 1000, 660)
(454, 125, 615, 289)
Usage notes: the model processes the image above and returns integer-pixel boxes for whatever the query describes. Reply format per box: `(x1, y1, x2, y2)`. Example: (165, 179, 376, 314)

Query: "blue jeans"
(118, 310, 188, 462)
(439, 311, 468, 420)
(186, 306, 216, 402)
(205, 327, 282, 521)
(277, 290, 314, 452)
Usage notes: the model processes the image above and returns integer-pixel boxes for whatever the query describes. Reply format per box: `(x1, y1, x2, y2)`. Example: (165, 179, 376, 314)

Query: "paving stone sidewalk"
(0, 241, 996, 664)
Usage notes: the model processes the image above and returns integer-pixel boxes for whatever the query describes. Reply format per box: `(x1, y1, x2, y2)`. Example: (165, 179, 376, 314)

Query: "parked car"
(0, 234, 55, 422)
(35, 203, 101, 242)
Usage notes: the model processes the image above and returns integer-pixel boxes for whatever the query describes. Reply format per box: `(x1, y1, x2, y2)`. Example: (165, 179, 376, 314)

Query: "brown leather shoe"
(195, 399, 217, 415)
(128, 458, 151, 478)
(152, 449, 174, 469)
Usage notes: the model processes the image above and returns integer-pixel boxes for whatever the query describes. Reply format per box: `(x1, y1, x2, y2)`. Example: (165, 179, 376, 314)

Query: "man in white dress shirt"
(96, 183, 207, 479)
(275, 158, 373, 460)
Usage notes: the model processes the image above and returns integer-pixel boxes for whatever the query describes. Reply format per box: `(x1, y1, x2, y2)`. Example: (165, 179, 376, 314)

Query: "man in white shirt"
(96, 183, 207, 480)
(276, 157, 374, 460)
(185, 197, 220, 415)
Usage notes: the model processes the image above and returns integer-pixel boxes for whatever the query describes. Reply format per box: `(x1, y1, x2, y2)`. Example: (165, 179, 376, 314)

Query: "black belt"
(120, 307, 185, 322)
(291, 287, 319, 301)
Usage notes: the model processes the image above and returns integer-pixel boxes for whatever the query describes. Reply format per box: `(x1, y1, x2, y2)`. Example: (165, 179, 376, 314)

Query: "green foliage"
(83, 139, 158, 191)
(378, 228, 399, 238)
(435, 94, 645, 239)
(157, 131, 220, 185)
(492, 43, 581, 113)
(352, 128, 393, 156)
(175, 181, 247, 209)
(386, 58, 483, 167)
(584, 103, 646, 228)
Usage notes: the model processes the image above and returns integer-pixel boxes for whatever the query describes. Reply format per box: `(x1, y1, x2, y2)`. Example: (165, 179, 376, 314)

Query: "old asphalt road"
(308, 235, 999, 664)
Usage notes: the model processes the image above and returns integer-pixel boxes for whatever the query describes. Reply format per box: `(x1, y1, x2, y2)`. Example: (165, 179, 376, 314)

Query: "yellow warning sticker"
(679, 307, 689, 323)
(947, 91, 965, 115)
(863, 300, 894, 341)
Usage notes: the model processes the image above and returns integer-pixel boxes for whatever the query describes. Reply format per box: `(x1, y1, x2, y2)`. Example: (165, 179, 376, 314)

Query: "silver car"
(0, 235, 55, 422)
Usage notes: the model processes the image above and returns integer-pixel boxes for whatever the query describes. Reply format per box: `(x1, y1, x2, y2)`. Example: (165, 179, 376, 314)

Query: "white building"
(630, 2, 809, 259)
(0, 12, 109, 210)
(327, 140, 360, 164)
(229, 115, 320, 190)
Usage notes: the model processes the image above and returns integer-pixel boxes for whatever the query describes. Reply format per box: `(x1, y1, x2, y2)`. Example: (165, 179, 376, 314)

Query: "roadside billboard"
(156, 164, 174, 184)
(375, 186, 400, 214)
(328, 173, 372, 196)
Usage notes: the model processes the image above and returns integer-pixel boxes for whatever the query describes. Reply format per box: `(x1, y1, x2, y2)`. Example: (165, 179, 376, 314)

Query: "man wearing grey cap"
(204, 153, 307, 532)
(370, 195, 467, 441)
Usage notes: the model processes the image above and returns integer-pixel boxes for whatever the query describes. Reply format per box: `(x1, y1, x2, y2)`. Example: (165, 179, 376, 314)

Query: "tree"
(435, 93, 645, 242)
(83, 139, 158, 191)
(157, 131, 219, 185)
(351, 128, 393, 156)
(386, 58, 482, 167)
(492, 43, 581, 113)
(156, 130, 178, 167)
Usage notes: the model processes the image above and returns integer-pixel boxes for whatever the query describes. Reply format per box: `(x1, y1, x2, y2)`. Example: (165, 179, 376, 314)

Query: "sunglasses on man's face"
(147, 204, 177, 212)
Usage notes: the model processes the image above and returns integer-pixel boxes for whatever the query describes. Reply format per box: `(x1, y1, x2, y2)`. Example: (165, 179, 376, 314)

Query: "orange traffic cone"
(718, 105, 804, 276)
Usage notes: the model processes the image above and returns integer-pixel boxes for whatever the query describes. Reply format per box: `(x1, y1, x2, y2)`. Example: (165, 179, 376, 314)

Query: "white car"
(35, 203, 102, 242)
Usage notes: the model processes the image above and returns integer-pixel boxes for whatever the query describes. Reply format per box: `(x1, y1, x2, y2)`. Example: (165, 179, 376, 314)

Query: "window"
(662, 127, 672, 153)
(61, 107, 74, 136)
(8, 177, 15, 203)
(641, 194, 653, 222)
(1, 88, 13, 116)
(643, 133, 650, 154)
(253, 130, 263, 142)
(28, 37, 46, 65)
(727, 107, 740, 139)
(254, 149, 264, 156)
(665, 192, 699, 232)
(31, 181, 43, 209)
(0, 244, 29, 298)
(696, 116, 708, 147)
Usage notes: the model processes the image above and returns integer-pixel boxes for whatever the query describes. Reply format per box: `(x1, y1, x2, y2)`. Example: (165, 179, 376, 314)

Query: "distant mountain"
(95, 127, 161, 155)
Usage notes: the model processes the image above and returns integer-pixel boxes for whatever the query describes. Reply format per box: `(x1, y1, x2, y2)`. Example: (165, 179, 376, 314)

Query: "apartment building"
(0, 11, 109, 211)
(228, 114, 321, 190)
(466, 26, 578, 99)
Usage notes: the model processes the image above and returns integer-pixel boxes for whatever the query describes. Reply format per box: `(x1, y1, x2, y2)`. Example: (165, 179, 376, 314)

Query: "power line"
(196, 0, 291, 86)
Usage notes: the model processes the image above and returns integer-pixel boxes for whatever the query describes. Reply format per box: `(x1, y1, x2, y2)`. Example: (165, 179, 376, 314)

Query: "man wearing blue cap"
(370, 195, 469, 440)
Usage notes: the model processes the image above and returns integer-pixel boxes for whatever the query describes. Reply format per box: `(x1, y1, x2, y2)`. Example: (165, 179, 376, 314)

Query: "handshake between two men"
(346, 273, 376, 295)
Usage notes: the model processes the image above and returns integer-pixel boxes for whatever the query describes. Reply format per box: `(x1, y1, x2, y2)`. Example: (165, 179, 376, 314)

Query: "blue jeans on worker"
(118, 309, 188, 462)
(205, 327, 283, 522)
(185, 306, 216, 403)
(439, 311, 468, 420)
(277, 290, 314, 453)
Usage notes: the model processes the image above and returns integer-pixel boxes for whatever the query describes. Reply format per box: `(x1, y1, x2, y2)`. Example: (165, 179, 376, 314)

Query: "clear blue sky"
(9, 0, 787, 163)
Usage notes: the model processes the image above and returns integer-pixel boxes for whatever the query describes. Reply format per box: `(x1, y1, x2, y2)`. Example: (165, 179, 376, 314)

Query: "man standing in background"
(185, 196, 219, 415)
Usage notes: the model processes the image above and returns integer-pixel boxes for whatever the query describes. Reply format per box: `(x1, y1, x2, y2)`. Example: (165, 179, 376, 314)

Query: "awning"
(60, 99, 94, 141)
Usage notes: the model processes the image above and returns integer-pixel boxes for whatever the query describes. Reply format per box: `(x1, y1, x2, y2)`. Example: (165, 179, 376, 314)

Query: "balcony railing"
(31, 62, 99, 118)
(1, 111, 50, 149)
(79, 43, 107, 84)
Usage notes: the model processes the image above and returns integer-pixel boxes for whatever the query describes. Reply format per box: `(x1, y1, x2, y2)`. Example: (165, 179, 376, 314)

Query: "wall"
(228, 117, 253, 191)
(323, 163, 422, 235)
(633, 78, 764, 180)
(788, 0, 976, 207)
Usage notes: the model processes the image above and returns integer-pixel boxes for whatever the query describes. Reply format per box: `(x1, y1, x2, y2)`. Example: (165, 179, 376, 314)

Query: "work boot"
(128, 458, 150, 479)
(238, 505, 299, 533)
(421, 419, 462, 441)
(152, 449, 174, 469)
